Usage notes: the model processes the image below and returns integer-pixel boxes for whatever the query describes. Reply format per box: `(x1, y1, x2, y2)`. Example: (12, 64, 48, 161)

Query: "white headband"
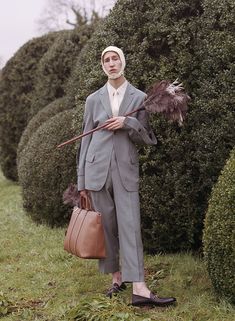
(101, 46, 126, 79)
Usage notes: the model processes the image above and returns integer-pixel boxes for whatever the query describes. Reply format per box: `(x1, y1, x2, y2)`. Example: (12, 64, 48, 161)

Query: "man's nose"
(109, 59, 115, 66)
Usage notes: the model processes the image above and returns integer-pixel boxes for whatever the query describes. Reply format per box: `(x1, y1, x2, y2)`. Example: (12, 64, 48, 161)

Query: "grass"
(0, 170, 234, 321)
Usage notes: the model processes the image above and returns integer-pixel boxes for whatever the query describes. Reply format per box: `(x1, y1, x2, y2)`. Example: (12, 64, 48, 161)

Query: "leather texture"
(132, 292, 176, 306)
(64, 196, 106, 259)
(106, 282, 127, 298)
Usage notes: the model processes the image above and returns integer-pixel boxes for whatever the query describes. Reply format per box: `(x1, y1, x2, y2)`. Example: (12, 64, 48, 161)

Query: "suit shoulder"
(86, 91, 98, 103)
(129, 83, 146, 98)
(86, 86, 104, 103)
(136, 88, 146, 98)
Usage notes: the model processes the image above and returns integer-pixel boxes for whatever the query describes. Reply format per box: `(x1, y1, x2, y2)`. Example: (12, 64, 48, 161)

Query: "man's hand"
(80, 189, 88, 198)
(104, 116, 126, 130)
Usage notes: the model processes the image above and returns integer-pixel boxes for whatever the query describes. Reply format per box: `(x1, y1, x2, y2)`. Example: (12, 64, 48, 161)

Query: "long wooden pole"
(57, 106, 144, 148)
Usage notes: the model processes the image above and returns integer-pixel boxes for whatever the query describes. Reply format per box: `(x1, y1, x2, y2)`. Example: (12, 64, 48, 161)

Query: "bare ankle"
(112, 271, 122, 285)
(132, 282, 151, 297)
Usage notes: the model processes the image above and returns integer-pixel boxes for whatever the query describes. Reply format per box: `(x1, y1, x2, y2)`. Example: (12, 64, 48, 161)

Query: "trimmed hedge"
(29, 30, 77, 116)
(17, 97, 68, 161)
(0, 32, 59, 180)
(29, 24, 98, 117)
(16, 16, 100, 225)
(18, 109, 77, 226)
(0, 14, 100, 182)
(65, 0, 235, 252)
(203, 148, 235, 303)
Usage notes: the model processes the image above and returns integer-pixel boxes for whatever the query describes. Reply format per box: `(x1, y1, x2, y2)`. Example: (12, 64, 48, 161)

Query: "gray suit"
(77, 82, 157, 282)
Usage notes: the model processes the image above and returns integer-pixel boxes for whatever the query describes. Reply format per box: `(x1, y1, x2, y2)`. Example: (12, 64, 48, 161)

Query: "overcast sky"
(0, 0, 48, 67)
(0, 0, 116, 68)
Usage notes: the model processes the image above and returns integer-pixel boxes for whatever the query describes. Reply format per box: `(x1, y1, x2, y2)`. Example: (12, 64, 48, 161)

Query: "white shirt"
(107, 80, 128, 116)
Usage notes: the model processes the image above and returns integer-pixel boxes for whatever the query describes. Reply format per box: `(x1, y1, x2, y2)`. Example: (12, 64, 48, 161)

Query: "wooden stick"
(57, 106, 144, 148)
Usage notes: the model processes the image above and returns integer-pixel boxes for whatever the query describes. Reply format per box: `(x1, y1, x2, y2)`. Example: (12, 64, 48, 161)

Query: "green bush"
(0, 32, 58, 180)
(18, 109, 77, 226)
(16, 16, 101, 225)
(0, 13, 100, 182)
(65, 0, 235, 252)
(203, 148, 235, 303)
(29, 21, 99, 117)
(17, 97, 68, 161)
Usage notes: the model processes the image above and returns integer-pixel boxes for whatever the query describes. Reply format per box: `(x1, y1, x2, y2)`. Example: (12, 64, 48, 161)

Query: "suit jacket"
(77, 82, 157, 192)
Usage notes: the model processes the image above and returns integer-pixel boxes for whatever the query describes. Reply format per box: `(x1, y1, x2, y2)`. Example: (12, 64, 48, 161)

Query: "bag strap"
(80, 194, 93, 211)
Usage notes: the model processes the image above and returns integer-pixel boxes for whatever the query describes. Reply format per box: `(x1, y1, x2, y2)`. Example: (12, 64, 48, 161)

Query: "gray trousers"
(90, 151, 145, 282)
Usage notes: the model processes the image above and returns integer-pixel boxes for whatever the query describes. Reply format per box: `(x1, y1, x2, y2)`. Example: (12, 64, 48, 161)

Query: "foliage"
(0, 292, 14, 316)
(0, 172, 234, 321)
(203, 148, 235, 303)
(0, 13, 100, 183)
(30, 16, 100, 117)
(1, 172, 235, 321)
(28, 30, 77, 117)
(0, 32, 59, 181)
(67, 295, 151, 321)
(18, 109, 77, 226)
(17, 97, 68, 161)
(65, 0, 235, 252)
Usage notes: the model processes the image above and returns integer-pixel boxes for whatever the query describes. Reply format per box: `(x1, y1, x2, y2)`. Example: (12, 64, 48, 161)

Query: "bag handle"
(80, 194, 93, 211)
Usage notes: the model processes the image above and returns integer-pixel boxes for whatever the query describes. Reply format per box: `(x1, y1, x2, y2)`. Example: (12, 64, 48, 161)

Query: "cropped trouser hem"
(89, 150, 145, 283)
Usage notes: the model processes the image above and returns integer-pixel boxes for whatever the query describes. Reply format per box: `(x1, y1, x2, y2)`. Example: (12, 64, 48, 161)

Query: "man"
(77, 45, 176, 306)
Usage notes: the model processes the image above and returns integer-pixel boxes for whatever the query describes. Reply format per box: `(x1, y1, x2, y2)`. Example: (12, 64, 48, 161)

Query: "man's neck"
(108, 75, 126, 89)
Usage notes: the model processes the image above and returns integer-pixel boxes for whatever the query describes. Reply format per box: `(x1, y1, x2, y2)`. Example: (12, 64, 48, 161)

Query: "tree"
(37, 0, 116, 33)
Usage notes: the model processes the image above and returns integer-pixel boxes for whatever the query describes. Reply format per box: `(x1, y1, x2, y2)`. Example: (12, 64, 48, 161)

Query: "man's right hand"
(80, 189, 88, 198)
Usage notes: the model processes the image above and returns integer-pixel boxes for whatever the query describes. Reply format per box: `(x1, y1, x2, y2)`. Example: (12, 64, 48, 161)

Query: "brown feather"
(144, 80, 190, 125)
(63, 183, 80, 207)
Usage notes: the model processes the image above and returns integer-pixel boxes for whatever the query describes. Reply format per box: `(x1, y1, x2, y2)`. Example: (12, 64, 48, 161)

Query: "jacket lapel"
(118, 82, 135, 116)
(99, 84, 112, 118)
(99, 82, 135, 118)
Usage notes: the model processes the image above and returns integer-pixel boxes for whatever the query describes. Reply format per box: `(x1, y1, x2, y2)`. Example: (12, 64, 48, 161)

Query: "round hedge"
(18, 109, 77, 226)
(203, 148, 235, 303)
(64, 0, 235, 252)
(17, 97, 68, 161)
(29, 27, 92, 117)
(0, 14, 100, 182)
(0, 32, 59, 181)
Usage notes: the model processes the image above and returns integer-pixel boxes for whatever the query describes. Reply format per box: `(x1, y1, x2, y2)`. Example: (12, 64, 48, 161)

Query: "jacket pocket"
(130, 153, 139, 164)
(86, 153, 95, 163)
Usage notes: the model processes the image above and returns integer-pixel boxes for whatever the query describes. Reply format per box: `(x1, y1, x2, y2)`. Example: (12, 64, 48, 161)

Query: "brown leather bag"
(64, 195, 106, 259)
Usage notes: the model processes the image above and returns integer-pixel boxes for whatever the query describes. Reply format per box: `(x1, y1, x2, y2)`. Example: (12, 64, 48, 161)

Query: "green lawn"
(0, 171, 234, 321)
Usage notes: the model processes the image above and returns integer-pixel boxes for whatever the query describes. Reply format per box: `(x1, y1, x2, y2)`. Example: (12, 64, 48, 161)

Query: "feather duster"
(57, 79, 190, 148)
(63, 183, 80, 207)
(143, 79, 189, 125)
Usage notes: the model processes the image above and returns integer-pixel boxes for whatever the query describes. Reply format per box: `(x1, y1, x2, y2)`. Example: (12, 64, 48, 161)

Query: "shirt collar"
(107, 80, 128, 96)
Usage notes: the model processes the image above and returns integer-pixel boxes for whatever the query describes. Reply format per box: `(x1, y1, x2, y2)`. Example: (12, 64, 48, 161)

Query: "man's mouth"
(109, 69, 117, 73)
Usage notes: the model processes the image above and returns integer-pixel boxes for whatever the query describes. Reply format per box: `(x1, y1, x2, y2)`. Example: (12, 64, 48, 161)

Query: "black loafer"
(106, 282, 127, 298)
(132, 292, 176, 307)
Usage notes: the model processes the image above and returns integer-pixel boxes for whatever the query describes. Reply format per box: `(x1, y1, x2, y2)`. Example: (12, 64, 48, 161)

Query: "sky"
(0, 0, 116, 68)
(0, 0, 48, 67)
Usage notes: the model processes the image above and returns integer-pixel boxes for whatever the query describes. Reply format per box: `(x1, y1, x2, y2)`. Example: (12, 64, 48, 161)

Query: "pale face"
(103, 51, 122, 76)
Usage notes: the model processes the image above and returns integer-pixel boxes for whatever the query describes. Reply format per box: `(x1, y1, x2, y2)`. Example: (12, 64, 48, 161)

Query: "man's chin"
(108, 72, 122, 80)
